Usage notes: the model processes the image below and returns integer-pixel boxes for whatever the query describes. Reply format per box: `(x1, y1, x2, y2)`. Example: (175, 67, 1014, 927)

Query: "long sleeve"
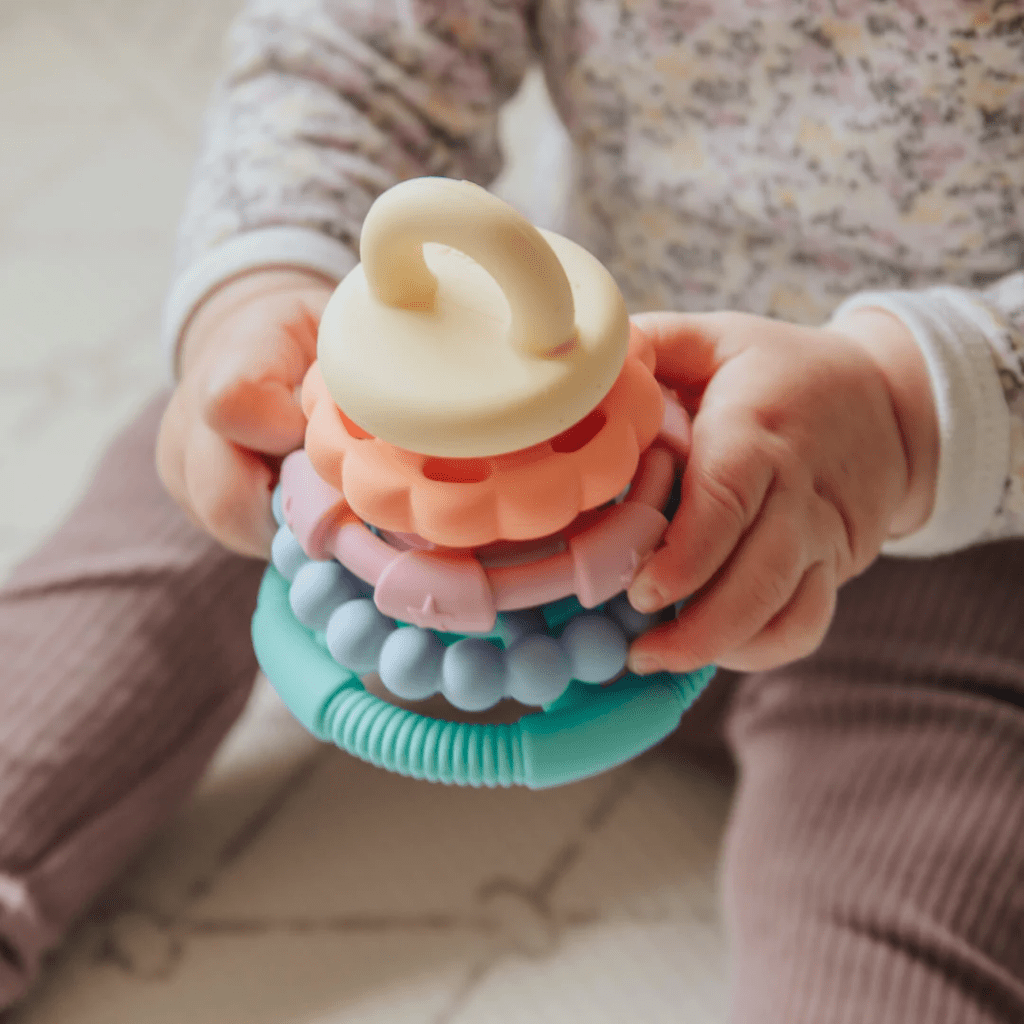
(161, 0, 536, 371)
(832, 270, 1024, 555)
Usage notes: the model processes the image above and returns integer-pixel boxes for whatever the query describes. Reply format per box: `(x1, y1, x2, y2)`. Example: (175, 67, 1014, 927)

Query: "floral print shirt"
(167, 0, 1024, 553)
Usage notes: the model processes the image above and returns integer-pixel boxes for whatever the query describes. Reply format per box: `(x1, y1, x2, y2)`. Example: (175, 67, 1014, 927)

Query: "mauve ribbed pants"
(1, 395, 1022, 1022)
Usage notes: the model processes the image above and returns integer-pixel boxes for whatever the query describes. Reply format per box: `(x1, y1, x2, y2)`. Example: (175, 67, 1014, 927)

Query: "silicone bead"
(442, 639, 506, 712)
(378, 626, 444, 701)
(559, 613, 629, 684)
(494, 609, 548, 648)
(285, 556, 642, 709)
(272, 486, 285, 527)
(289, 561, 362, 632)
(504, 634, 573, 706)
(325, 598, 396, 673)
(271, 526, 309, 583)
(606, 591, 659, 638)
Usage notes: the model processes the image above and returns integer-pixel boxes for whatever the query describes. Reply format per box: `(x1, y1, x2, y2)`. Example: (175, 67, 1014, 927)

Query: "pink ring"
(281, 393, 687, 635)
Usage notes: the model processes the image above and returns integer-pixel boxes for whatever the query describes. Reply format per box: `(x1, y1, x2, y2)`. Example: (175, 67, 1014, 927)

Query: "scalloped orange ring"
(302, 324, 666, 550)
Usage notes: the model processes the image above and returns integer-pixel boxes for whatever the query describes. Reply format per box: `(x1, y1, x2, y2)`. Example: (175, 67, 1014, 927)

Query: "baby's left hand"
(627, 308, 938, 674)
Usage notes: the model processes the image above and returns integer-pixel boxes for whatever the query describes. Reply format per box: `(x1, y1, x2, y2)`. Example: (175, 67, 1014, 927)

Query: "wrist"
(829, 307, 940, 539)
(178, 268, 336, 377)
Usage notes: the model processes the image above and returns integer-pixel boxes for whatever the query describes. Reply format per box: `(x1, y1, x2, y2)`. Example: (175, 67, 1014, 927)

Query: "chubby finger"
(203, 305, 321, 454)
(184, 420, 276, 559)
(714, 560, 836, 673)
(206, 376, 307, 455)
(628, 492, 807, 672)
(628, 414, 775, 613)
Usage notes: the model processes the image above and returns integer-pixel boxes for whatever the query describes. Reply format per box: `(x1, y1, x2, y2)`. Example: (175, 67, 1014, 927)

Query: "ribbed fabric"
(722, 541, 1024, 1024)
(0, 395, 264, 1007)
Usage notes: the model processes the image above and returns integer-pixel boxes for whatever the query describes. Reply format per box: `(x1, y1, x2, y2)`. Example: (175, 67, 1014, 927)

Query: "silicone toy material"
(252, 177, 715, 787)
(280, 424, 677, 633)
(270, 496, 663, 711)
(317, 177, 629, 457)
(253, 566, 715, 788)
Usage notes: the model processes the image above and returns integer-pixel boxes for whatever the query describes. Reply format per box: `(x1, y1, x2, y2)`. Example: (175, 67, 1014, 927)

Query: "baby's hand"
(157, 269, 335, 558)
(627, 309, 938, 674)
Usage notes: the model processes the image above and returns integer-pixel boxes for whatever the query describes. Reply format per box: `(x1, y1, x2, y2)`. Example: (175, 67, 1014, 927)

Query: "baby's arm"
(830, 272, 1024, 550)
(159, 0, 536, 554)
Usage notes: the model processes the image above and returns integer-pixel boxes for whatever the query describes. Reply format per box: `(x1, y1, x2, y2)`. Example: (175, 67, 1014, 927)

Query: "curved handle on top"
(359, 177, 577, 359)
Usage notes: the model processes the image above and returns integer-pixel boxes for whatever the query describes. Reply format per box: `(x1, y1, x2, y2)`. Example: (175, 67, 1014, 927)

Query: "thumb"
(632, 311, 729, 396)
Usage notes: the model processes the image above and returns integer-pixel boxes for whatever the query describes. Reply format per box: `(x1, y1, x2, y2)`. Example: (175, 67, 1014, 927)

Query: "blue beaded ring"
(252, 496, 715, 788)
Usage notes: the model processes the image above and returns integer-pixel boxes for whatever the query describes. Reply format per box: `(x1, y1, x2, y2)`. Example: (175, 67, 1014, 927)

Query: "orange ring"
(302, 324, 664, 548)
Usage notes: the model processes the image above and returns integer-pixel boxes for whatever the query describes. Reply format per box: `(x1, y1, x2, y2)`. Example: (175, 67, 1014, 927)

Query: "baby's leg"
(722, 541, 1024, 1023)
(0, 394, 265, 1008)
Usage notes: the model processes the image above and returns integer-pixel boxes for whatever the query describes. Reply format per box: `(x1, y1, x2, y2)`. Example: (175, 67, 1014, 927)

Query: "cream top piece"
(316, 178, 629, 458)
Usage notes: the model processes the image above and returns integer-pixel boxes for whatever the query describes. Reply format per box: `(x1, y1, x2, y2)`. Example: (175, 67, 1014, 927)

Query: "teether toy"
(252, 177, 715, 788)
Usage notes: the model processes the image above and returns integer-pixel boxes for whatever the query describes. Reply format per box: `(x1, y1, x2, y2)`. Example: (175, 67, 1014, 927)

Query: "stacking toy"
(252, 177, 714, 788)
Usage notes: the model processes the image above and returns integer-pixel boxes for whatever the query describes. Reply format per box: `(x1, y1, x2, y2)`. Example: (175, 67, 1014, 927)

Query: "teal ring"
(253, 566, 715, 788)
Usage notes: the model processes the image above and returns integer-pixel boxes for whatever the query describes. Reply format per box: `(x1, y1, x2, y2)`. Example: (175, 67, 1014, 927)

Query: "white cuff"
(160, 227, 357, 376)
(830, 288, 1011, 557)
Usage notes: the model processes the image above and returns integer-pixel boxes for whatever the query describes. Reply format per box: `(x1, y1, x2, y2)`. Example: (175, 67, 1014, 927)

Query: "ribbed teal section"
(255, 565, 715, 789)
(668, 663, 718, 710)
(319, 685, 526, 787)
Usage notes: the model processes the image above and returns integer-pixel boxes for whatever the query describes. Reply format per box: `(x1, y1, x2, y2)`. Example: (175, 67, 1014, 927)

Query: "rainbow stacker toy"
(252, 177, 715, 788)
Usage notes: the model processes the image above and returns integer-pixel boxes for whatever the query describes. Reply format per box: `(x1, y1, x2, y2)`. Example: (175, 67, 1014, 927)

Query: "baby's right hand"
(157, 269, 336, 558)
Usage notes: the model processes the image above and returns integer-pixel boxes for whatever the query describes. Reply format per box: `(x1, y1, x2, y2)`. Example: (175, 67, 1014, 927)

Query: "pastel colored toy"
(252, 177, 715, 788)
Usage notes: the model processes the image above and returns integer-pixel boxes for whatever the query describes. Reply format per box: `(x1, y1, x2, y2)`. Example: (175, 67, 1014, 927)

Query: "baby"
(2, 2, 1023, 1020)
